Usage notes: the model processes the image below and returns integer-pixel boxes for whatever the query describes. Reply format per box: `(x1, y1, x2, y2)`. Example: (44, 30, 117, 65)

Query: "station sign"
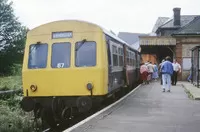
(52, 31, 73, 39)
(139, 37, 176, 45)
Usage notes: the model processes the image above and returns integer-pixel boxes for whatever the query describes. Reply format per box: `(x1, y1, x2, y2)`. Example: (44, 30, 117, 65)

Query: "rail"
(0, 89, 22, 98)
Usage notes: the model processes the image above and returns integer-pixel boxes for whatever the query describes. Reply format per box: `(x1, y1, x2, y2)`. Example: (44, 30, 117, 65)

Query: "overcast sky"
(12, 0, 200, 34)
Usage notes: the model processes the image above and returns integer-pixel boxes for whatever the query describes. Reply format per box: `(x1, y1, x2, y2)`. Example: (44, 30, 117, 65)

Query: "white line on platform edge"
(63, 84, 141, 132)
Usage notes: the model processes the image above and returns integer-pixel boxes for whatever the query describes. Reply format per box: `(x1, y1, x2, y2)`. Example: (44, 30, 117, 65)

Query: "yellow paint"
(22, 20, 108, 96)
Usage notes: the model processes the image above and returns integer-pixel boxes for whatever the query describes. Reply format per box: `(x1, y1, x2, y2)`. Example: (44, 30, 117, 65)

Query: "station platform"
(65, 81, 200, 132)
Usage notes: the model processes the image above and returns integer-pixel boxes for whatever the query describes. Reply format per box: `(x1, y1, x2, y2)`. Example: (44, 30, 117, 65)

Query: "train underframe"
(20, 86, 133, 129)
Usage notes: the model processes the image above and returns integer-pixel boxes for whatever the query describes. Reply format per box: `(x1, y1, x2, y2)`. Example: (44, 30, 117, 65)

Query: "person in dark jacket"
(161, 56, 173, 92)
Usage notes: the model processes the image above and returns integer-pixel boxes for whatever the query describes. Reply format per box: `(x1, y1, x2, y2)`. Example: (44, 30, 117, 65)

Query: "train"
(20, 20, 141, 127)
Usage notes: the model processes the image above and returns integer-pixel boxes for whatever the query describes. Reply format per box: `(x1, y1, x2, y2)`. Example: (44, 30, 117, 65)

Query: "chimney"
(173, 8, 181, 26)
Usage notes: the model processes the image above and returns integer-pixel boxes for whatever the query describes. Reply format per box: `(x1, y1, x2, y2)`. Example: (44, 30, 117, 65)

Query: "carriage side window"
(112, 45, 118, 66)
(118, 47, 124, 66)
(51, 42, 71, 68)
(106, 41, 111, 66)
(128, 52, 131, 65)
(129, 52, 131, 65)
(137, 54, 140, 68)
(75, 41, 96, 67)
(130, 52, 133, 66)
(132, 52, 136, 66)
(28, 44, 48, 69)
(126, 51, 129, 65)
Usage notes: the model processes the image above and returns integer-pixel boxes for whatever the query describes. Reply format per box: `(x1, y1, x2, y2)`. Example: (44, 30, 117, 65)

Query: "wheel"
(76, 97, 92, 113)
(52, 98, 65, 118)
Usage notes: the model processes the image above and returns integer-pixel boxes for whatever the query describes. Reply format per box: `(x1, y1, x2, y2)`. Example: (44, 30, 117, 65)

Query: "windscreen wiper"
(29, 42, 41, 54)
(75, 39, 87, 51)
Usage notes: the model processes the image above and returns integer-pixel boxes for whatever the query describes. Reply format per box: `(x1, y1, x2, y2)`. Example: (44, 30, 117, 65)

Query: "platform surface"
(69, 81, 200, 132)
(181, 81, 200, 100)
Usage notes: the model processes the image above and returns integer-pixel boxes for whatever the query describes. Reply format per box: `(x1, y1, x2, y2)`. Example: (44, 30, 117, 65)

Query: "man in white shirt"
(172, 59, 181, 85)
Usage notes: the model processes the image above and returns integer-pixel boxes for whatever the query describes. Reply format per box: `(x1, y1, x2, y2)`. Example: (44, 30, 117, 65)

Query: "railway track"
(41, 84, 140, 132)
(0, 89, 22, 98)
(0, 84, 139, 132)
(41, 101, 110, 132)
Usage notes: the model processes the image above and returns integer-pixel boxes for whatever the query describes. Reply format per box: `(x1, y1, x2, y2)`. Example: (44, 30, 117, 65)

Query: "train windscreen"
(75, 41, 96, 67)
(51, 42, 71, 68)
(28, 44, 48, 69)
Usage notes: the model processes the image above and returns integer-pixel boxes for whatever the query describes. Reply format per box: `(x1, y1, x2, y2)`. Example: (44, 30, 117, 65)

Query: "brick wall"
(175, 39, 182, 80)
(175, 37, 200, 81)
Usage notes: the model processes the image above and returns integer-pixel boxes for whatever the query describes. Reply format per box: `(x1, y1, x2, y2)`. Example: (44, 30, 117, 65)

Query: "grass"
(0, 75, 41, 131)
(0, 95, 36, 132)
(0, 66, 40, 131)
(0, 76, 22, 91)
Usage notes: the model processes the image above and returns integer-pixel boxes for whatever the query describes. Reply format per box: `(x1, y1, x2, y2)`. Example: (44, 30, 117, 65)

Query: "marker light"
(86, 83, 93, 91)
(30, 85, 37, 92)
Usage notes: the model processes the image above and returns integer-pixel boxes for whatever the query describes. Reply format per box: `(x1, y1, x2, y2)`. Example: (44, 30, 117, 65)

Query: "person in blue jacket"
(161, 56, 173, 92)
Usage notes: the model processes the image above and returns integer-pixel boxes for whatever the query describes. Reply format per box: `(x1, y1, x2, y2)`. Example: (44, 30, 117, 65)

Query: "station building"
(119, 8, 200, 81)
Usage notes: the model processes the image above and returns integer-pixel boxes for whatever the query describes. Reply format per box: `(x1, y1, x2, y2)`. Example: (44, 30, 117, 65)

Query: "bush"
(0, 96, 41, 132)
(10, 64, 22, 76)
(0, 105, 35, 132)
(0, 76, 22, 90)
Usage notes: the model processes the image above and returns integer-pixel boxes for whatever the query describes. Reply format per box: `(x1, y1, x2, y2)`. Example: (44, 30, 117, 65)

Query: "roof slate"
(152, 17, 170, 32)
(172, 16, 200, 35)
(160, 15, 200, 28)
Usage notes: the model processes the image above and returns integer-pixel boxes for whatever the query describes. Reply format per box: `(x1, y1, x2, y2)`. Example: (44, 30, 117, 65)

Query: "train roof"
(29, 20, 140, 52)
(95, 22, 139, 52)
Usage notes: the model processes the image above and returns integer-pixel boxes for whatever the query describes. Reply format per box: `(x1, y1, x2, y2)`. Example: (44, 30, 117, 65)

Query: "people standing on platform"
(147, 62, 154, 81)
(152, 63, 159, 81)
(140, 63, 149, 84)
(161, 56, 173, 92)
(171, 59, 181, 85)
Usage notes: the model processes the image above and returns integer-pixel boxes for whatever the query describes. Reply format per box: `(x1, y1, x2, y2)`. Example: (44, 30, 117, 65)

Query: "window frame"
(51, 42, 71, 68)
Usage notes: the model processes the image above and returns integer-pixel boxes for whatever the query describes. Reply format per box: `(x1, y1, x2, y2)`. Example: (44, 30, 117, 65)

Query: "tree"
(0, 0, 28, 75)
